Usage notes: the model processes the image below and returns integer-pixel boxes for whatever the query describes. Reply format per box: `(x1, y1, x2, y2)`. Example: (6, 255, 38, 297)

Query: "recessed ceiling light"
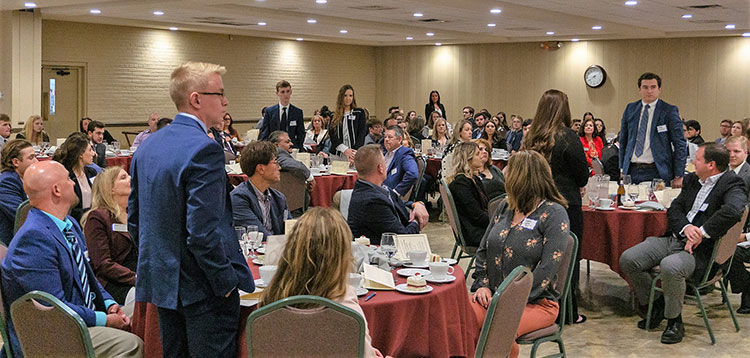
(743, 32, 750, 37)
(307, 19, 317, 24)
(406, 36, 414, 40)
(153, 11, 164, 16)
(426, 32, 434, 36)
(339, 29, 348, 34)
(435, 43, 442, 46)
(571, 38, 580, 42)
(413, 12, 423, 17)
(169, 27, 178, 31)
(24, 2, 36, 8)
(296, 38, 304, 41)
(681, 14, 693, 19)
(546, 31, 555, 35)
(90, 9, 101, 14)
(592, 26, 603, 30)
(725, 24, 736, 29)
(487, 23, 496, 27)
(316, 0, 327, 3)
(624, 1, 638, 6)
(490, 9, 502, 14)
(258, 22, 266, 26)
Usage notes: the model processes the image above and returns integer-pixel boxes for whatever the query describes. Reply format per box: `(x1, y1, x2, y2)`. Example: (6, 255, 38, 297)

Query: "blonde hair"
(431, 118, 451, 141)
(450, 119, 472, 146)
(726, 135, 748, 151)
(81, 166, 127, 226)
(331, 84, 357, 129)
(23, 115, 45, 145)
(473, 138, 492, 170)
(446, 141, 479, 183)
(169, 62, 226, 109)
(505, 150, 567, 214)
(259, 208, 353, 308)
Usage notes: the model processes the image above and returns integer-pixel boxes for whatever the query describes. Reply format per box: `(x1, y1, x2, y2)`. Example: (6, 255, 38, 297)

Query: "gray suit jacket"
(93, 142, 107, 168)
(276, 148, 310, 181)
(735, 162, 750, 197)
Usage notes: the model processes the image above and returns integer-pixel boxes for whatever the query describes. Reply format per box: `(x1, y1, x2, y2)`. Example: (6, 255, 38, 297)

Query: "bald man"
(1, 161, 143, 357)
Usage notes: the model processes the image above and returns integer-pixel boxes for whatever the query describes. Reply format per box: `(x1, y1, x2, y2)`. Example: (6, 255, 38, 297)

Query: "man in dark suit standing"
(0, 140, 37, 245)
(620, 143, 746, 344)
(87, 120, 108, 169)
(724, 136, 750, 313)
(619, 72, 686, 187)
(259, 80, 305, 149)
(347, 144, 428, 245)
(128, 62, 254, 357)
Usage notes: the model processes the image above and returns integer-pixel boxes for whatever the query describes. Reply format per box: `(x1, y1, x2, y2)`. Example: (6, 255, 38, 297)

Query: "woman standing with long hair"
(521, 89, 589, 324)
(329, 84, 368, 163)
(425, 90, 447, 126)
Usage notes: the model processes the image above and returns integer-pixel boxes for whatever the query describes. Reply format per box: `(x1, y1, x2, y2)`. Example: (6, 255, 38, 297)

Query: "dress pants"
(157, 289, 240, 358)
(727, 246, 750, 294)
(89, 326, 144, 358)
(629, 165, 661, 185)
(620, 235, 695, 319)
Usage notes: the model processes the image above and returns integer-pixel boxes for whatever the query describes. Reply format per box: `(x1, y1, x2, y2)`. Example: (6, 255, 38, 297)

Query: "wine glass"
(622, 174, 632, 186)
(628, 184, 640, 202)
(235, 226, 247, 258)
(380, 233, 398, 264)
(246, 225, 260, 259)
(587, 176, 600, 209)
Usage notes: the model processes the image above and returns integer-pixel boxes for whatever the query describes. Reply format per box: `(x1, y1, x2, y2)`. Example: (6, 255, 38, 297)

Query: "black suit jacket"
(329, 108, 368, 154)
(666, 171, 746, 280)
(69, 166, 98, 223)
(602, 143, 620, 181)
(448, 174, 489, 247)
(347, 179, 419, 244)
(93, 142, 107, 168)
(425, 103, 447, 124)
(260, 103, 305, 149)
(550, 128, 590, 207)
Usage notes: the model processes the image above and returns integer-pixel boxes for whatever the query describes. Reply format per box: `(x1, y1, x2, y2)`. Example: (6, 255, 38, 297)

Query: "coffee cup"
(598, 198, 613, 208)
(348, 273, 362, 288)
(259, 265, 277, 285)
(408, 250, 427, 266)
(429, 261, 454, 279)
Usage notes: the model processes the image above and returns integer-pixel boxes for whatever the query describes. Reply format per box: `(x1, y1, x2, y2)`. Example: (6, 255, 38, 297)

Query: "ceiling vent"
(506, 26, 541, 32)
(684, 4, 723, 9)
(688, 19, 728, 24)
(418, 18, 447, 23)
(363, 33, 394, 37)
(349, 5, 398, 11)
(191, 17, 252, 27)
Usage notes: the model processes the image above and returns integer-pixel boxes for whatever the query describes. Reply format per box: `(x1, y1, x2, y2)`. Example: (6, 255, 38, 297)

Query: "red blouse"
(579, 136, 603, 169)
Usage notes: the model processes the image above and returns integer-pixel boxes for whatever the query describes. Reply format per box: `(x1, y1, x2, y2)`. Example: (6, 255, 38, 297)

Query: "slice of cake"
(406, 274, 427, 291)
(430, 254, 442, 262)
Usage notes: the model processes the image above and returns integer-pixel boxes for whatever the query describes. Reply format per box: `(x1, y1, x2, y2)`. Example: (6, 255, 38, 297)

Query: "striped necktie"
(64, 228, 95, 309)
(634, 104, 650, 157)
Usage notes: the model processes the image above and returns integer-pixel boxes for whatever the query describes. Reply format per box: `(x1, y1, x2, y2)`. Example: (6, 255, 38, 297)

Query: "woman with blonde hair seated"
(471, 150, 570, 358)
(473, 138, 506, 200)
(446, 141, 489, 247)
(259, 208, 388, 358)
(82, 166, 137, 304)
(16, 114, 50, 145)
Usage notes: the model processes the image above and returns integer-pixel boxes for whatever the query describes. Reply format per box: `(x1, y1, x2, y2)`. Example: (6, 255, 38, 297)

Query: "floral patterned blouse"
(471, 199, 570, 303)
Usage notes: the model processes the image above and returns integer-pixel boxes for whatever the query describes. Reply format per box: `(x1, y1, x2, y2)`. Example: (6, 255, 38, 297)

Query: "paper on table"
(363, 264, 396, 290)
(330, 161, 350, 175)
(264, 235, 287, 266)
(394, 234, 432, 261)
(246, 129, 259, 141)
(421, 139, 432, 152)
(225, 163, 242, 174)
(284, 219, 297, 235)
(296, 153, 310, 168)
(739, 241, 750, 248)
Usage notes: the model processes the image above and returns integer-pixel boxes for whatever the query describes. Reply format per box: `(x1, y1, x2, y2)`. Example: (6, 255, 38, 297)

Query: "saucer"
(618, 205, 638, 210)
(252, 258, 264, 265)
(395, 283, 433, 294)
(403, 262, 429, 269)
(425, 274, 456, 283)
(441, 258, 458, 265)
(355, 287, 368, 296)
(595, 206, 615, 211)
(256, 247, 265, 254)
(396, 268, 431, 277)
(254, 278, 269, 288)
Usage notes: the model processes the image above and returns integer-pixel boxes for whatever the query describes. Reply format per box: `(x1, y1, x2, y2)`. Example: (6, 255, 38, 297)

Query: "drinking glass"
(246, 225, 260, 259)
(113, 140, 121, 151)
(622, 175, 632, 186)
(627, 184, 640, 202)
(598, 175, 610, 203)
(235, 226, 247, 258)
(380, 233, 398, 263)
(587, 176, 600, 209)
(414, 142, 422, 155)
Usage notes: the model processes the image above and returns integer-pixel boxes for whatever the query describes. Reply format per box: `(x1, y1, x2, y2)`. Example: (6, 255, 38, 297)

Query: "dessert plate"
(254, 278, 269, 288)
(403, 262, 429, 269)
(355, 287, 369, 296)
(425, 275, 456, 283)
(441, 258, 458, 265)
(397, 268, 430, 277)
(395, 283, 433, 294)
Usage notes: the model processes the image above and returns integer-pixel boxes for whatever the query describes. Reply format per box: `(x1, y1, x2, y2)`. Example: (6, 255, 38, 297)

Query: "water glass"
(113, 140, 121, 151)
(235, 226, 247, 257)
(246, 225, 260, 259)
(587, 176, 600, 208)
(627, 184, 640, 202)
(622, 175, 632, 186)
(380, 233, 398, 262)
(598, 175, 610, 202)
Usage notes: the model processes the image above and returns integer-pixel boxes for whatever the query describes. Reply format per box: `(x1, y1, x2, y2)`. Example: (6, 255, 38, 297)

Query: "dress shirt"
(732, 161, 746, 175)
(249, 181, 273, 233)
(132, 129, 152, 147)
(630, 99, 659, 164)
(337, 111, 353, 153)
(682, 171, 725, 238)
(384, 147, 398, 169)
(178, 112, 207, 134)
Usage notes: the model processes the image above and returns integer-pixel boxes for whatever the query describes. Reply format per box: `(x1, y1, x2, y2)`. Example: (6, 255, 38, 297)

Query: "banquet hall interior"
(0, 0, 748, 357)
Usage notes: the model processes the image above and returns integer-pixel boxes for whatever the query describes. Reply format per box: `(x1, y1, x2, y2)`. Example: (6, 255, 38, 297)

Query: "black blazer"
(347, 179, 419, 244)
(69, 166, 98, 223)
(425, 103, 447, 124)
(602, 143, 620, 181)
(329, 108, 368, 154)
(448, 174, 489, 247)
(93, 142, 107, 168)
(260, 103, 305, 149)
(666, 171, 746, 280)
(549, 128, 590, 207)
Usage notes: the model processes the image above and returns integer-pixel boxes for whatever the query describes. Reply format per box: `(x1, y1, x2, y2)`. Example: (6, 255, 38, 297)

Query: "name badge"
(112, 223, 128, 232)
(520, 218, 537, 230)
(583, 147, 589, 151)
(390, 168, 398, 175)
(290, 120, 297, 126)
(699, 203, 708, 212)
(657, 125, 667, 133)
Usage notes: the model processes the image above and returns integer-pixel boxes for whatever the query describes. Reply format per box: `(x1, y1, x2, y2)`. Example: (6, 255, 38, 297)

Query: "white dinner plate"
(254, 278, 269, 288)
(425, 274, 456, 284)
(403, 262, 429, 269)
(441, 258, 458, 265)
(355, 287, 368, 296)
(252, 258, 264, 265)
(256, 247, 265, 254)
(618, 205, 638, 210)
(239, 288, 262, 307)
(595, 206, 616, 211)
(397, 268, 431, 277)
(395, 283, 433, 294)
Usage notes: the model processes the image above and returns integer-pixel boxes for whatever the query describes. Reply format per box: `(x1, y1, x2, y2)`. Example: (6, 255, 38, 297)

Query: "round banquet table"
(131, 260, 479, 358)
(228, 173, 358, 208)
(580, 206, 668, 277)
(36, 155, 133, 173)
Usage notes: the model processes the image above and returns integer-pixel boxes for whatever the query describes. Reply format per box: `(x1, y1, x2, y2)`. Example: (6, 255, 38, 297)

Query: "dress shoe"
(737, 292, 750, 314)
(661, 317, 684, 344)
(637, 298, 664, 330)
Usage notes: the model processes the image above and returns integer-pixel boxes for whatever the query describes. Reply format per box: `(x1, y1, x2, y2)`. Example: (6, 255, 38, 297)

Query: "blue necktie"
(64, 228, 95, 309)
(634, 104, 650, 157)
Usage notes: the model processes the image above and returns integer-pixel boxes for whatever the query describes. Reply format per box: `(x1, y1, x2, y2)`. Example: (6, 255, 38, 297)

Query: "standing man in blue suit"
(619, 72, 686, 187)
(128, 62, 254, 357)
(382, 126, 418, 197)
(259, 80, 305, 149)
(0, 139, 37, 245)
(2, 161, 143, 357)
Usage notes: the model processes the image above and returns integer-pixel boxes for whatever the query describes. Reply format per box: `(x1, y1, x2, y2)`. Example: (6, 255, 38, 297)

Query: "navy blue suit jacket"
(383, 146, 418, 197)
(347, 179, 419, 244)
(2, 208, 114, 356)
(259, 103, 305, 149)
(619, 99, 686, 182)
(0, 171, 26, 245)
(128, 113, 254, 310)
(230, 180, 289, 238)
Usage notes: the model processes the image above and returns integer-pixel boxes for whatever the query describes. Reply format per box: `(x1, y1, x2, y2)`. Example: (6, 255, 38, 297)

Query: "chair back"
(591, 158, 604, 175)
(332, 190, 353, 220)
(409, 156, 427, 201)
(439, 179, 468, 249)
(0, 244, 14, 358)
(13, 200, 31, 235)
(10, 291, 95, 358)
(701, 206, 749, 283)
(487, 194, 507, 217)
(475, 266, 533, 358)
(246, 295, 366, 358)
(270, 171, 307, 213)
(121, 131, 140, 147)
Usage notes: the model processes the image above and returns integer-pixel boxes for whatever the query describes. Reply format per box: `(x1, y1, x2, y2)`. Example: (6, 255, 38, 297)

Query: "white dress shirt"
(631, 99, 659, 164)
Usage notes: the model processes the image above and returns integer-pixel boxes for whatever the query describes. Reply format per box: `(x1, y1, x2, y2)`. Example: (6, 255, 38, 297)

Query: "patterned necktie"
(634, 104, 650, 157)
(281, 107, 288, 131)
(64, 228, 94, 309)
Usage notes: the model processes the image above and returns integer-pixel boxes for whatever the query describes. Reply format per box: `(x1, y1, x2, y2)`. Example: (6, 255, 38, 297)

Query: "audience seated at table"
(259, 207, 389, 358)
(81, 166, 138, 305)
(594, 118, 608, 145)
(473, 139, 506, 201)
(347, 144, 428, 244)
(471, 150, 570, 358)
(87, 120, 108, 168)
(506, 115, 523, 153)
(431, 117, 451, 150)
(620, 143, 746, 344)
(0, 114, 12, 153)
(15, 114, 50, 145)
(578, 118, 603, 173)
(222, 112, 242, 142)
(441, 119, 473, 179)
(480, 120, 506, 150)
(382, 126, 418, 197)
(684, 120, 704, 145)
(471, 111, 490, 140)
(722, 136, 750, 314)
(270, 130, 315, 191)
(305, 114, 329, 149)
(53, 132, 97, 223)
(446, 141, 489, 247)
(156, 117, 172, 130)
(80, 116, 115, 144)
(0, 139, 37, 245)
(2, 160, 143, 357)
(132, 112, 159, 147)
(231, 141, 291, 237)
(363, 117, 383, 146)
(407, 115, 429, 141)
(716, 119, 731, 145)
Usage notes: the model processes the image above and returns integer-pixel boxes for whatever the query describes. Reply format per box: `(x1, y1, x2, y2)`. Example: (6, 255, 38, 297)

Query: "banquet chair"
(0, 244, 15, 358)
(439, 179, 478, 279)
(487, 194, 507, 217)
(246, 295, 366, 358)
(121, 131, 140, 147)
(270, 171, 308, 213)
(644, 207, 748, 344)
(332, 189, 353, 220)
(10, 291, 96, 358)
(591, 158, 604, 176)
(475, 266, 533, 358)
(406, 155, 427, 202)
(12, 200, 31, 235)
(516, 233, 578, 358)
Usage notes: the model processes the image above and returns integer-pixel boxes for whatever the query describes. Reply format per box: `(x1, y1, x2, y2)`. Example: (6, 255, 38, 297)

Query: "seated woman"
(259, 208, 388, 358)
(446, 141, 489, 247)
(82, 166, 137, 304)
(473, 139, 506, 200)
(52, 132, 96, 223)
(471, 150, 570, 358)
(480, 120, 506, 150)
(578, 118, 603, 174)
(16, 115, 50, 145)
(441, 119, 473, 179)
(222, 113, 242, 142)
(407, 115, 429, 141)
(431, 117, 451, 150)
(305, 114, 329, 153)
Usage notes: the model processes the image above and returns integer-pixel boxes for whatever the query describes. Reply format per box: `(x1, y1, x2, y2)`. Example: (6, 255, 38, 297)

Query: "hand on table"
(683, 225, 704, 254)
(472, 287, 492, 309)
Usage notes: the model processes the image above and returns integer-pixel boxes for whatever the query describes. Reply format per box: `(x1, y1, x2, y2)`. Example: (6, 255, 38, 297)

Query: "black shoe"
(737, 292, 750, 314)
(661, 318, 685, 344)
(637, 297, 664, 330)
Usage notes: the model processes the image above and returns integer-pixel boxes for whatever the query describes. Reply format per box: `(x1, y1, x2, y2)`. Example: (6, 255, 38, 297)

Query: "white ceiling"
(5, 0, 749, 45)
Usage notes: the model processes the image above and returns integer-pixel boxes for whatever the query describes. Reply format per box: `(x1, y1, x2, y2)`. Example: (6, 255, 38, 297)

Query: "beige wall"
(375, 37, 750, 141)
(42, 20, 377, 144)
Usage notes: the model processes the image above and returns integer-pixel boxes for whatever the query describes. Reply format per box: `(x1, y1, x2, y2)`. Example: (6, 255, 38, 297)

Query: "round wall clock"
(584, 65, 607, 88)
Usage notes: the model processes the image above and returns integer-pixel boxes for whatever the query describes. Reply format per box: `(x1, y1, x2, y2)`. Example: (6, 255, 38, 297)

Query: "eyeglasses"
(198, 92, 226, 99)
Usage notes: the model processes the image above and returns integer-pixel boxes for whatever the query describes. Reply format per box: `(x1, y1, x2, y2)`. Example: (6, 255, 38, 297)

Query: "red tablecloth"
(132, 261, 479, 358)
(229, 173, 358, 208)
(492, 159, 507, 171)
(580, 207, 668, 276)
(106, 156, 133, 173)
(425, 158, 442, 179)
